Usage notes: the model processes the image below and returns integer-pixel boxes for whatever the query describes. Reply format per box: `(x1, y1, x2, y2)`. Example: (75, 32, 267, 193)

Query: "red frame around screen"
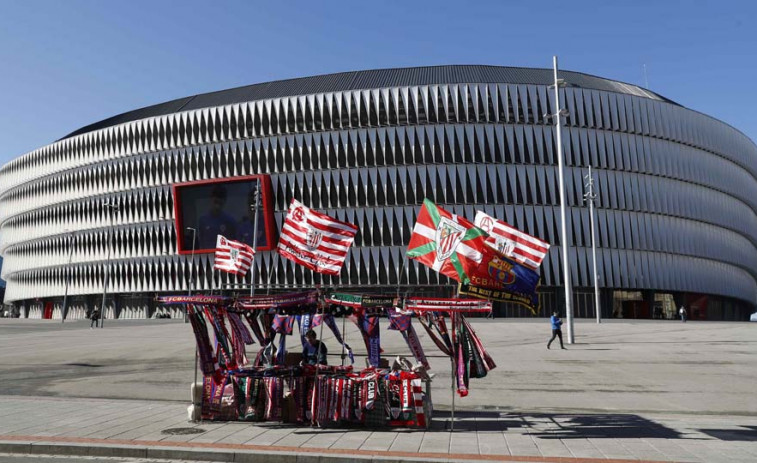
(172, 174, 276, 255)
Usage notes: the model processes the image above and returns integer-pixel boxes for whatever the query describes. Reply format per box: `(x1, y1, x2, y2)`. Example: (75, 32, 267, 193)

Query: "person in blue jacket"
(547, 312, 566, 350)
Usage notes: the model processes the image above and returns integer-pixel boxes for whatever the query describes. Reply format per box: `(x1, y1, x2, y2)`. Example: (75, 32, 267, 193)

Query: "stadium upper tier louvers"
(1, 65, 756, 321)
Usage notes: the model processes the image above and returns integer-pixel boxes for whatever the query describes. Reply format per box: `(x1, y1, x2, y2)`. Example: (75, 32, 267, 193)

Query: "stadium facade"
(1, 65, 756, 321)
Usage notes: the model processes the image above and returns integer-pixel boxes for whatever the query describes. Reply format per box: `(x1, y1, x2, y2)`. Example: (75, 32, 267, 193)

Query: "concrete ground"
(0, 317, 755, 462)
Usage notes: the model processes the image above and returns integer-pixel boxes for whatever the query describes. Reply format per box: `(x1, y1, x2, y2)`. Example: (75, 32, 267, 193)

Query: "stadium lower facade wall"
(1, 66, 756, 320)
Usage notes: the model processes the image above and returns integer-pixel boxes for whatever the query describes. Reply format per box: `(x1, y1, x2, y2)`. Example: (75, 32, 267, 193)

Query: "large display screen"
(173, 175, 276, 254)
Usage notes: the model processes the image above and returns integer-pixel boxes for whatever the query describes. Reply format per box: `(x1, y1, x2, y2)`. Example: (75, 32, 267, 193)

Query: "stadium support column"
(551, 55, 574, 344)
(61, 230, 75, 323)
(100, 201, 118, 328)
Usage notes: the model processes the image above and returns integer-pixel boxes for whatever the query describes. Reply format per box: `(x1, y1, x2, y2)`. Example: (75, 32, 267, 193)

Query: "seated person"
(301, 329, 328, 365)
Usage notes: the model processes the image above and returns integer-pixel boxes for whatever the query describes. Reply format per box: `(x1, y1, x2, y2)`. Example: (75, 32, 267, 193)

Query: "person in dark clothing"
(547, 312, 566, 350)
(90, 308, 100, 329)
(301, 329, 328, 365)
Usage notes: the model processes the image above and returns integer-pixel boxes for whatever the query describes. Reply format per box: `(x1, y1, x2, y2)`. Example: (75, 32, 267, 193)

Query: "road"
(0, 317, 755, 415)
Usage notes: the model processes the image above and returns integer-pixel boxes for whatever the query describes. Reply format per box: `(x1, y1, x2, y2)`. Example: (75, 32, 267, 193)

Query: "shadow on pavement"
(698, 425, 757, 441)
(430, 411, 682, 440)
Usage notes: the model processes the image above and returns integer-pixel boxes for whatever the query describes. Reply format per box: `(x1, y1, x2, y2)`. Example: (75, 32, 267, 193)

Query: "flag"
(406, 199, 490, 284)
(214, 235, 255, 276)
(277, 198, 357, 275)
(474, 211, 550, 269)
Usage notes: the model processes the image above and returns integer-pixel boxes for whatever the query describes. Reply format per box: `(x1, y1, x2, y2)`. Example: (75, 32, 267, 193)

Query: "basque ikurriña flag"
(277, 199, 357, 275)
(214, 235, 255, 276)
(474, 211, 550, 269)
(406, 199, 489, 284)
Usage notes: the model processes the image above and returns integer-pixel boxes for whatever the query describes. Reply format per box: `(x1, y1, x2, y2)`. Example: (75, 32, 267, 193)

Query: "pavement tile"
(388, 430, 424, 453)
(359, 431, 398, 451)
(328, 430, 373, 450)
(475, 432, 509, 455)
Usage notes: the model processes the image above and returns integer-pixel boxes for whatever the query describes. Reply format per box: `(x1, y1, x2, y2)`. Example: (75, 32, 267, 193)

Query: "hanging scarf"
(187, 305, 221, 381)
(227, 313, 250, 367)
(451, 312, 469, 397)
(263, 377, 283, 421)
(205, 307, 237, 371)
(228, 312, 254, 344)
(418, 314, 452, 356)
(272, 314, 295, 334)
(461, 315, 497, 376)
(360, 313, 381, 367)
(387, 308, 430, 369)
(276, 332, 287, 365)
(323, 314, 355, 364)
(245, 312, 267, 345)
(411, 378, 426, 428)
(298, 313, 313, 348)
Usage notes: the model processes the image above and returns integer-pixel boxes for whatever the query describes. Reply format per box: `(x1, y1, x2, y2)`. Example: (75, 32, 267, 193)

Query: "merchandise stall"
(160, 291, 494, 429)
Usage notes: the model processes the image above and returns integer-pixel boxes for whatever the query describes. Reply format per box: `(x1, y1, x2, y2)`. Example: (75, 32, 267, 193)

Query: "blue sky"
(0, 0, 754, 164)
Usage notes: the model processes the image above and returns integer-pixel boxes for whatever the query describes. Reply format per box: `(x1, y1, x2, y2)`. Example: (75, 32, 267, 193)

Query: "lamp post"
(185, 227, 197, 323)
(100, 200, 119, 328)
(547, 55, 574, 344)
(249, 180, 261, 297)
(584, 166, 601, 324)
(61, 230, 75, 323)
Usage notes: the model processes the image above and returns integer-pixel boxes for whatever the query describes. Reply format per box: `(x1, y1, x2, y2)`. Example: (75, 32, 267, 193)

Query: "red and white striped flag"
(474, 211, 550, 269)
(214, 235, 255, 276)
(277, 199, 358, 275)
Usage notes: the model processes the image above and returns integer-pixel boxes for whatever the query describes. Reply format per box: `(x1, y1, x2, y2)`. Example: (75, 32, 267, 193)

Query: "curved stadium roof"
(62, 64, 672, 140)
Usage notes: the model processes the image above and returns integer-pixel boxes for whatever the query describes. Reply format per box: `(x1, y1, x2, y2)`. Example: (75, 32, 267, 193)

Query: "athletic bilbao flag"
(406, 199, 489, 284)
(214, 235, 255, 276)
(277, 199, 357, 275)
(474, 211, 550, 269)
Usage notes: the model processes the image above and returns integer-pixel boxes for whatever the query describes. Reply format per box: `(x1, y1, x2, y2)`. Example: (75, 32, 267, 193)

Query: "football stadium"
(1, 65, 756, 320)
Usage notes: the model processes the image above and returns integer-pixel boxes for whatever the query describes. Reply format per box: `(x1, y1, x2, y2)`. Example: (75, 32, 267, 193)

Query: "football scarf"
(322, 314, 355, 364)
(272, 314, 295, 334)
(205, 307, 237, 371)
(188, 305, 222, 382)
(228, 312, 254, 344)
(411, 378, 426, 428)
(244, 312, 266, 345)
(360, 313, 381, 367)
(387, 307, 430, 369)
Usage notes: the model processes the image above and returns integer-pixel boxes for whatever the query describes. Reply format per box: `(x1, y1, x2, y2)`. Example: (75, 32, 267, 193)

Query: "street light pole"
(185, 227, 197, 324)
(249, 180, 261, 297)
(61, 230, 75, 323)
(584, 166, 601, 324)
(100, 201, 118, 328)
(551, 55, 574, 344)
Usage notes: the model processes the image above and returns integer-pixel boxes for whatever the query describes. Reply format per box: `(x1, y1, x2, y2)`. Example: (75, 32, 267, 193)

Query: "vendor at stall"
(302, 329, 328, 365)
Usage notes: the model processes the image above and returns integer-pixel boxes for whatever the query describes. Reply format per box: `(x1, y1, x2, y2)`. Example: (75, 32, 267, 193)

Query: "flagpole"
(249, 181, 261, 297)
(584, 166, 601, 323)
(551, 55, 575, 344)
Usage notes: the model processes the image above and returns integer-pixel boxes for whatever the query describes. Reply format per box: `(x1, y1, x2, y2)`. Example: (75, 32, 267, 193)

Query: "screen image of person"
(198, 185, 237, 249)
(237, 185, 267, 249)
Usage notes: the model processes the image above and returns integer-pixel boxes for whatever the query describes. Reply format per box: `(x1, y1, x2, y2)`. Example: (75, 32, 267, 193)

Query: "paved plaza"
(0, 318, 755, 461)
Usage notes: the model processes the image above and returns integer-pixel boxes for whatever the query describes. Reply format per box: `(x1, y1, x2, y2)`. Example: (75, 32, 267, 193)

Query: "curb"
(0, 438, 683, 463)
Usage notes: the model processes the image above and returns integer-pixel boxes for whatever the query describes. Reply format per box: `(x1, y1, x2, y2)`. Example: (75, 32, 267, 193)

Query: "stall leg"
(450, 356, 455, 432)
(340, 315, 346, 367)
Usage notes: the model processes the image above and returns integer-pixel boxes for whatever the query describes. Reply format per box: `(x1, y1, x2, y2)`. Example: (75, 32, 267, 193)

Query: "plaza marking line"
(0, 434, 682, 463)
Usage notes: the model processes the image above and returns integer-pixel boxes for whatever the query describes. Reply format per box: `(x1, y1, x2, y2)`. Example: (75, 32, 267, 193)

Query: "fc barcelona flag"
(407, 199, 541, 312)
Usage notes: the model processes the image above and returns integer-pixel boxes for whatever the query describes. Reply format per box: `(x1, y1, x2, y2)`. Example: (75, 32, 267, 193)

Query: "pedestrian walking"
(90, 308, 100, 329)
(547, 311, 566, 350)
(679, 306, 687, 323)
